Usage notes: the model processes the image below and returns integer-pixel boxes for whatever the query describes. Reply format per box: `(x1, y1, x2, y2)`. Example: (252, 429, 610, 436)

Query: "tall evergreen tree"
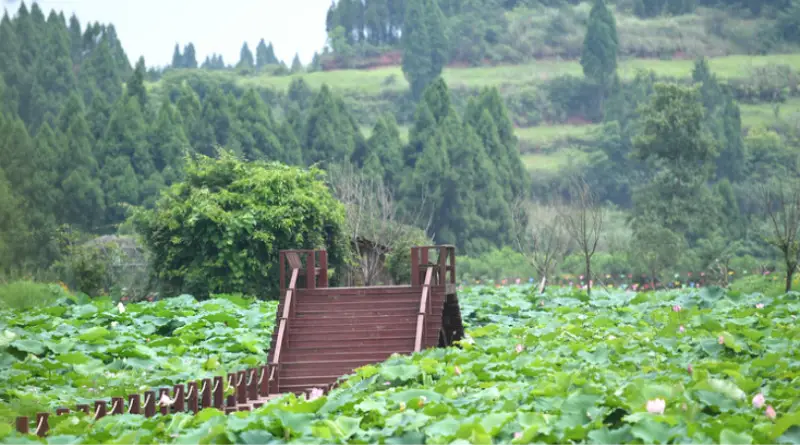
(238, 42, 255, 69)
(126, 56, 148, 110)
(402, 0, 448, 99)
(581, 0, 618, 95)
(256, 38, 271, 68)
(171, 43, 183, 68)
(183, 42, 198, 68)
(290, 53, 304, 73)
(234, 89, 283, 161)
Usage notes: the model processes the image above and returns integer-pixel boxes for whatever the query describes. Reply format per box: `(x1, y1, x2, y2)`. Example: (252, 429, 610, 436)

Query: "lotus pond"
(0, 286, 798, 444)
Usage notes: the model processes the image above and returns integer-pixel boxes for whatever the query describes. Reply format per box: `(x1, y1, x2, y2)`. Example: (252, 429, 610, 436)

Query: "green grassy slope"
(172, 53, 800, 95)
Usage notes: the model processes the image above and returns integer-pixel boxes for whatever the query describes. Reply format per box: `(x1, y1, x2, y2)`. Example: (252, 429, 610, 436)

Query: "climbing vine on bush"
(133, 151, 348, 299)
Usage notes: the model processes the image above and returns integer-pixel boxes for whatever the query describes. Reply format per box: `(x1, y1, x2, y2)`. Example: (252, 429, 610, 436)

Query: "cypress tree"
(126, 56, 148, 110)
(402, 0, 448, 99)
(580, 0, 618, 91)
(171, 43, 183, 68)
(238, 42, 255, 69)
(183, 43, 198, 68)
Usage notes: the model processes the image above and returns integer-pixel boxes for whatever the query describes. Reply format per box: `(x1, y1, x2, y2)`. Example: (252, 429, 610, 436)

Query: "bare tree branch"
(759, 178, 800, 292)
(557, 176, 605, 297)
(327, 163, 431, 286)
(511, 198, 568, 292)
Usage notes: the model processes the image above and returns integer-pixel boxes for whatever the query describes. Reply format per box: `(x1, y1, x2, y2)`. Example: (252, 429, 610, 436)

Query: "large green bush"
(133, 152, 348, 299)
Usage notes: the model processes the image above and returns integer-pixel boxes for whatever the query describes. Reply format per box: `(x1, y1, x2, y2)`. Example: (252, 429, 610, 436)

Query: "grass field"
(232, 53, 800, 94)
(740, 97, 800, 128)
(158, 53, 800, 96)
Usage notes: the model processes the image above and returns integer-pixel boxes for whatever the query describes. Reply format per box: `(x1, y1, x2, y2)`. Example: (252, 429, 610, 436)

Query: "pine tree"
(304, 85, 362, 165)
(402, 0, 449, 99)
(149, 96, 190, 174)
(366, 115, 404, 191)
(126, 56, 147, 110)
(238, 42, 255, 70)
(580, 0, 618, 91)
(291, 53, 304, 73)
(171, 43, 183, 68)
(183, 43, 197, 68)
(256, 39, 270, 68)
(235, 89, 283, 161)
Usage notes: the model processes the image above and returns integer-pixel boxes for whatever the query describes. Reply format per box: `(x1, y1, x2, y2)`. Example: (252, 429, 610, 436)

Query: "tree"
(580, 0, 618, 110)
(631, 83, 719, 243)
(759, 178, 800, 293)
(631, 222, 684, 289)
(237, 42, 254, 70)
(183, 43, 197, 68)
(133, 151, 349, 298)
(402, 0, 448, 99)
(290, 53, 304, 73)
(126, 56, 147, 110)
(512, 200, 568, 292)
(559, 177, 605, 297)
(327, 162, 426, 286)
(171, 43, 183, 68)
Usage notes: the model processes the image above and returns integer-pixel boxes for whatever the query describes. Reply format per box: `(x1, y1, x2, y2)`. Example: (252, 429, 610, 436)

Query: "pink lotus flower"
(766, 405, 777, 420)
(515, 344, 524, 353)
(718, 335, 725, 345)
(756, 303, 764, 309)
(646, 398, 666, 414)
(679, 325, 685, 333)
(514, 432, 522, 439)
(454, 366, 462, 375)
(752, 393, 765, 408)
(308, 387, 324, 401)
(687, 364, 693, 374)
(672, 305, 681, 312)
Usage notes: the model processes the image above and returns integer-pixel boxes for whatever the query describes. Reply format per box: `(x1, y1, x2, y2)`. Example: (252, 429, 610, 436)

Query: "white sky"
(3, 0, 332, 67)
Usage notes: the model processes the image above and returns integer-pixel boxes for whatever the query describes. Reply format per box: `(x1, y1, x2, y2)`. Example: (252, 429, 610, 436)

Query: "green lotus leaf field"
(0, 286, 798, 444)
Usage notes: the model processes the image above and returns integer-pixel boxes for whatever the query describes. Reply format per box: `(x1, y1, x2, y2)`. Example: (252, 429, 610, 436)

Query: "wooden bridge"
(13, 245, 464, 436)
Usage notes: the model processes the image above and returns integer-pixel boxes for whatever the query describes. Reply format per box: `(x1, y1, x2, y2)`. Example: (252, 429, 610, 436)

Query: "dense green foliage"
(1, 286, 798, 443)
(0, 293, 276, 427)
(132, 153, 348, 298)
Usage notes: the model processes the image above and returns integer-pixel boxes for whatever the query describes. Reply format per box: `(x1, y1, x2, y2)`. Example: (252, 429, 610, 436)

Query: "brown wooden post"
(16, 417, 28, 434)
(213, 376, 224, 409)
(56, 408, 70, 416)
(411, 247, 420, 286)
(94, 400, 107, 419)
(173, 384, 185, 412)
(259, 365, 269, 396)
(224, 406, 237, 414)
(158, 388, 170, 415)
(35, 413, 49, 437)
(226, 394, 237, 410)
(76, 404, 90, 415)
(187, 382, 199, 414)
(236, 370, 247, 404)
(269, 364, 280, 394)
(201, 378, 211, 410)
(128, 394, 141, 415)
(279, 251, 286, 293)
(306, 250, 315, 290)
(449, 247, 456, 284)
(143, 391, 156, 417)
(318, 250, 328, 287)
(111, 397, 124, 415)
(247, 368, 258, 400)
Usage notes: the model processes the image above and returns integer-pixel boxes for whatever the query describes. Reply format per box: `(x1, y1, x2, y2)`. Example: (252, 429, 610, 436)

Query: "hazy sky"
(3, 0, 332, 67)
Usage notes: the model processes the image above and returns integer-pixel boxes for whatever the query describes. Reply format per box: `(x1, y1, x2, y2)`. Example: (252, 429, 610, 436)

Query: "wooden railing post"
(411, 247, 420, 286)
(318, 250, 328, 287)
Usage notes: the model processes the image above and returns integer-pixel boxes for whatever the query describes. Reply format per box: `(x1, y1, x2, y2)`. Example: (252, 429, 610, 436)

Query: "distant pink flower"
(646, 398, 666, 414)
(454, 366, 462, 375)
(308, 388, 324, 401)
(766, 405, 777, 420)
(515, 344, 524, 353)
(752, 393, 765, 408)
(679, 325, 685, 333)
(718, 335, 725, 345)
(672, 305, 681, 312)
(514, 432, 522, 440)
(539, 300, 545, 307)
(756, 303, 764, 309)
(687, 364, 693, 374)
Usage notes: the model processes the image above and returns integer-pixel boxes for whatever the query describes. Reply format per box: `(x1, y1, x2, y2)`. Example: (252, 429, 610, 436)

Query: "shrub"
(133, 151, 349, 299)
(0, 280, 70, 311)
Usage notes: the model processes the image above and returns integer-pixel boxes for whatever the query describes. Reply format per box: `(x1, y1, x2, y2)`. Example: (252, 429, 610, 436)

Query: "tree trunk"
(785, 265, 794, 293)
(585, 256, 592, 297)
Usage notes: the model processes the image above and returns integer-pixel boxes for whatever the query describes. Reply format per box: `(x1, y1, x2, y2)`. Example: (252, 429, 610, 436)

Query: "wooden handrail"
(414, 267, 433, 352)
(272, 268, 299, 370)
